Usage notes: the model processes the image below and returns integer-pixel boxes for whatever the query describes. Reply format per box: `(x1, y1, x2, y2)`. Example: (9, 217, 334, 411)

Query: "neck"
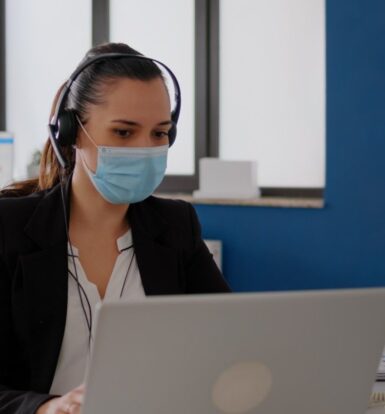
(69, 162, 130, 237)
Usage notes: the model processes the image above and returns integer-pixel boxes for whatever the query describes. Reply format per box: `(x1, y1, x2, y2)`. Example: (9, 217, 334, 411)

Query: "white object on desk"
(204, 239, 222, 271)
(0, 132, 14, 189)
(193, 158, 260, 199)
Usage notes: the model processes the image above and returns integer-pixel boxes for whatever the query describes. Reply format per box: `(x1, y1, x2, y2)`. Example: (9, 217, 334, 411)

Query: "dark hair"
(0, 42, 163, 197)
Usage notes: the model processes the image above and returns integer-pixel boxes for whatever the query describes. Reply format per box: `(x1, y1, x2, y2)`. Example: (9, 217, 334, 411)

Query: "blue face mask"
(77, 120, 168, 204)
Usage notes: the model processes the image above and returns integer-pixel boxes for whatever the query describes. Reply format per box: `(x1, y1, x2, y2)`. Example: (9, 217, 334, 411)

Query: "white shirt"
(49, 229, 145, 395)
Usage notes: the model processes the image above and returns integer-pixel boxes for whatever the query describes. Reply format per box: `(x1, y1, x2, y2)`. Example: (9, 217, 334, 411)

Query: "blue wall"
(195, 0, 385, 292)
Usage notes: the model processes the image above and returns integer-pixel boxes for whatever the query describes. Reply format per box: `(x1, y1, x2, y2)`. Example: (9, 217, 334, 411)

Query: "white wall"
(220, 0, 325, 188)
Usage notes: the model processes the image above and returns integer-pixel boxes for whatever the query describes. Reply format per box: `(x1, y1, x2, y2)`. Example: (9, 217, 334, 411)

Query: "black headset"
(48, 53, 182, 169)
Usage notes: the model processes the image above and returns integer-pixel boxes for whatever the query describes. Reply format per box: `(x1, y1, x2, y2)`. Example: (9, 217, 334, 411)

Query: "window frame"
(92, 0, 109, 45)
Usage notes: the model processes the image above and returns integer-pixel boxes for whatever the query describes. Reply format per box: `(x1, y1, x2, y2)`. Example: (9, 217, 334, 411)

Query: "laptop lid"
(82, 288, 385, 414)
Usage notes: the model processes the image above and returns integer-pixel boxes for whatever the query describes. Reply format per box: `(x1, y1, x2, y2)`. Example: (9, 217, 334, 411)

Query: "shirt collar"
(67, 229, 133, 256)
(116, 229, 133, 253)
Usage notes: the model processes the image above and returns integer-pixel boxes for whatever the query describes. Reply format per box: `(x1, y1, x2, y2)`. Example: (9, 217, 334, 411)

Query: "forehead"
(94, 77, 171, 117)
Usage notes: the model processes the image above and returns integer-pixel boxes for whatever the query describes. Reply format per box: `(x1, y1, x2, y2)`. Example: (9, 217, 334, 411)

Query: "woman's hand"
(36, 384, 85, 414)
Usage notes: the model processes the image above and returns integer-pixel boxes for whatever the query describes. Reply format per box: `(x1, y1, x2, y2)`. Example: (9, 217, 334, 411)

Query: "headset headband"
(50, 53, 181, 126)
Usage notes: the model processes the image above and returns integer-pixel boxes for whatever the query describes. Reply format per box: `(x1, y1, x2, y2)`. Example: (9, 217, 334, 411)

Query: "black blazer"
(0, 183, 230, 414)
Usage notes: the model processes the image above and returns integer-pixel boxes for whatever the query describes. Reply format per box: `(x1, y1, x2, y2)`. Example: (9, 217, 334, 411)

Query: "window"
(1, 0, 325, 197)
(219, 0, 325, 190)
(5, 0, 92, 179)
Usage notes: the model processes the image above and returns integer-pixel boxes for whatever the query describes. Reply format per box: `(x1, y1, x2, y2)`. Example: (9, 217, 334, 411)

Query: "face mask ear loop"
(75, 115, 98, 149)
(75, 115, 98, 174)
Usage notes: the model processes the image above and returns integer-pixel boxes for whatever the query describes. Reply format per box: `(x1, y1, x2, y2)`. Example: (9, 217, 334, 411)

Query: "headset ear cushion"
(57, 110, 78, 147)
(168, 122, 177, 147)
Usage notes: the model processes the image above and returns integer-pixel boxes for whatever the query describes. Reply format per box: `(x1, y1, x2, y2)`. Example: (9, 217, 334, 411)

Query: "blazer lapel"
(22, 184, 69, 392)
(129, 199, 184, 295)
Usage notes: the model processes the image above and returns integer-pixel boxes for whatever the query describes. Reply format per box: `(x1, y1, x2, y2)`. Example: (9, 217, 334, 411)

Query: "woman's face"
(76, 76, 172, 172)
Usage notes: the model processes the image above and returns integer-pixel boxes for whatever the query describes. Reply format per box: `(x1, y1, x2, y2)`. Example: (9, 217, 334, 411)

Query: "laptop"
(82, 288, 385, 414)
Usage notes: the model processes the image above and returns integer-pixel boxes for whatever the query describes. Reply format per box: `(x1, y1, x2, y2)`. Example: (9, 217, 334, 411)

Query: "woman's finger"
(68, 402, 81, 414)
(69, 391, 84, 404)
(59, 392, 84, 413)
(60, 401, 81, 414)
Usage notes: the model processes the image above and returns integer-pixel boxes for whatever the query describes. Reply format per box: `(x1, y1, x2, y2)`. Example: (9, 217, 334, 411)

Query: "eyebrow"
(111, 119, 173, 126)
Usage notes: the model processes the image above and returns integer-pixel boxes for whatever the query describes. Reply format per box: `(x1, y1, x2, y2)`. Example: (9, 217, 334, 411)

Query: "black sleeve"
(184, 203, 231, 294)
(0, 388, 55, 414)
(0, 221, 56, 413)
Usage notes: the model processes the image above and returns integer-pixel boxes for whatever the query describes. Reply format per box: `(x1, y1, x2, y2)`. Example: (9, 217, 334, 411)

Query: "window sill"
(155, 193, 324, 209)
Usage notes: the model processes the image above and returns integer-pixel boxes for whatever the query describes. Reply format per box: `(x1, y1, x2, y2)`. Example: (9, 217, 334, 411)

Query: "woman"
(0, 42, 230, 414)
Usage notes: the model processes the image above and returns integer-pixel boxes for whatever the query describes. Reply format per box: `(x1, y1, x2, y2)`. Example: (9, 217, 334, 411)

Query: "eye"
(114, 129, 132, 138)
(154, 131, 170, 139)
